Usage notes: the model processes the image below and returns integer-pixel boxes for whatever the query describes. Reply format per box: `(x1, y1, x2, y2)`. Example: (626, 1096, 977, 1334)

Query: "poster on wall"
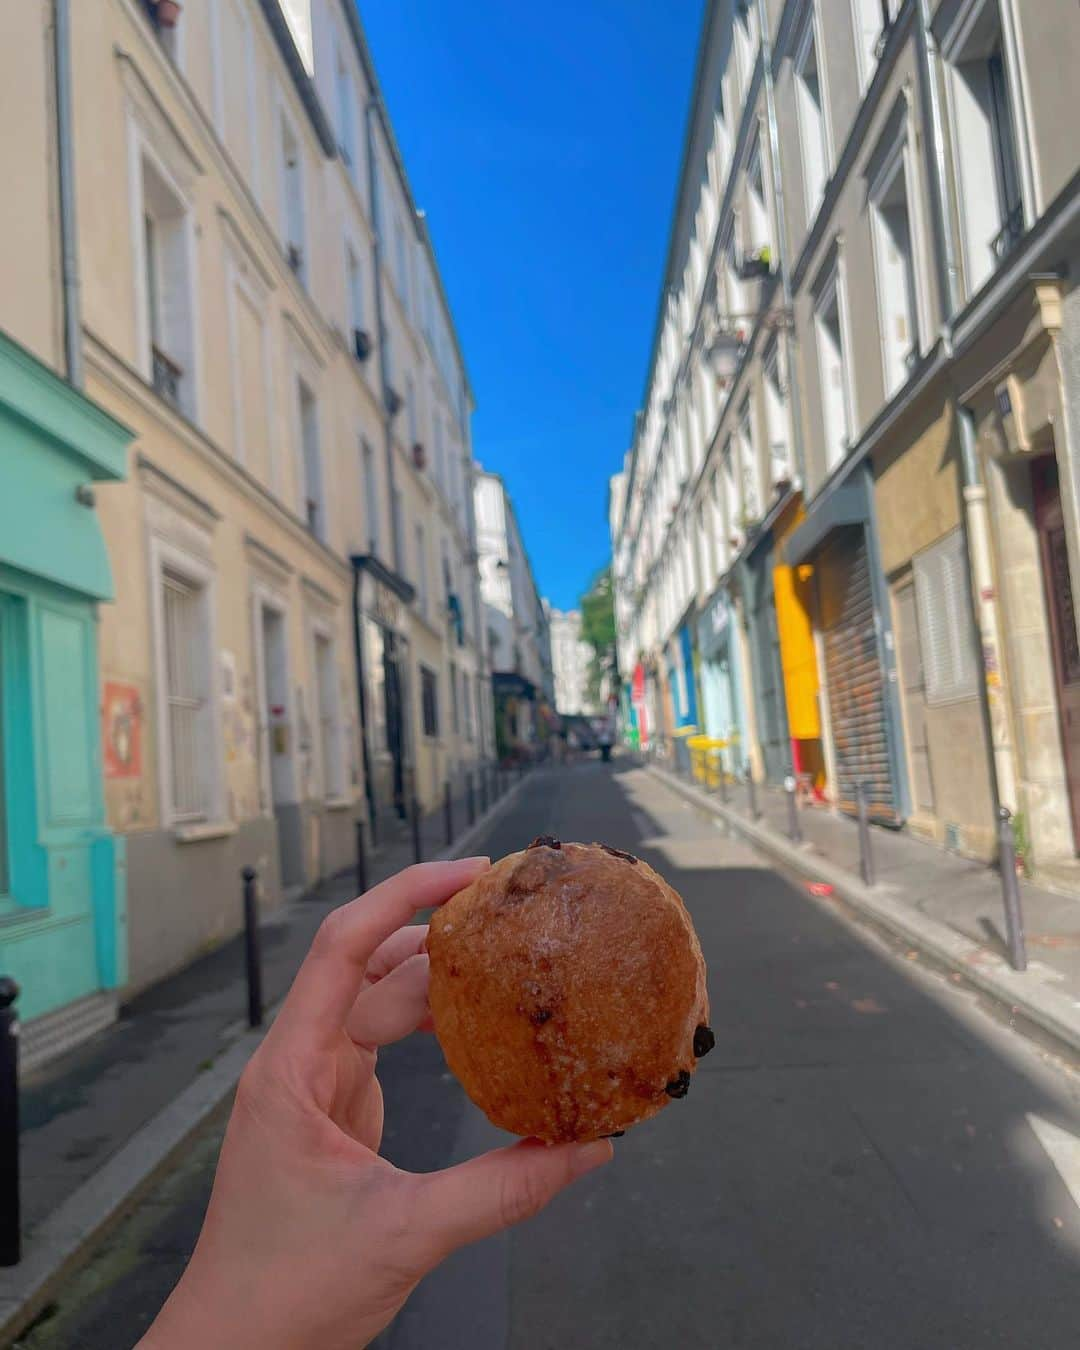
(103, 681, 142, 779)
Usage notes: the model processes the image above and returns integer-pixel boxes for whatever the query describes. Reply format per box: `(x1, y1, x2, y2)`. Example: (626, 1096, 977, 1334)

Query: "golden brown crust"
(426, 840, 709, 1143)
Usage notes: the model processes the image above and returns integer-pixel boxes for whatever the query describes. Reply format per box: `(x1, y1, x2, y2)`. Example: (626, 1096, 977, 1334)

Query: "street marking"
(1027, 1113, 1080, 1213)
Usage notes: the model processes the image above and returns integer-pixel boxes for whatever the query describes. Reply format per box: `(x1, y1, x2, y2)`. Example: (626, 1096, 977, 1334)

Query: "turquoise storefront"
(697, 584, 748, 776)
(0, 331, 131, 1058)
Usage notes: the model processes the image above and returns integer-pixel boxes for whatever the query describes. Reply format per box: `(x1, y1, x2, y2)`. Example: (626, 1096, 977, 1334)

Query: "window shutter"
(914, 529, 977, 704)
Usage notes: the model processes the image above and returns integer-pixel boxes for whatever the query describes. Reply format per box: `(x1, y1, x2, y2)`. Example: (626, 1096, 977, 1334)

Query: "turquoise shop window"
(0, 591, 46, 914)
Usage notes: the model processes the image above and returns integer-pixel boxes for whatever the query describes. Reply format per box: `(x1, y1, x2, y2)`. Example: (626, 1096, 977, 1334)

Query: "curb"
(0, 771, 532, 1346)
(646, 762, 1080, 1060)
(0, 1022, 267, 1346)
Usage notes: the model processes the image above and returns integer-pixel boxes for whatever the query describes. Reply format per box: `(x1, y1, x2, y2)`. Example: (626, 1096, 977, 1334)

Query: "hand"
(140, 859, 613, 1350)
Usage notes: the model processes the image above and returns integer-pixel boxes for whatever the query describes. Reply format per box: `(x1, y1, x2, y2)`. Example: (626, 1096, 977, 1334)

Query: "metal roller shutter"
(819, 526, 898, 822)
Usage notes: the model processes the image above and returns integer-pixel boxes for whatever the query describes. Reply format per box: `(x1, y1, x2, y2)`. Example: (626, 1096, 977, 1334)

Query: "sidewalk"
(0, 771, 527, 1344)
(649, 761, 1080, 1056)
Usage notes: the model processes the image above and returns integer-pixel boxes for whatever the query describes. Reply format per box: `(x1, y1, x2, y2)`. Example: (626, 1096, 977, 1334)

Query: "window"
(851, 0, 897, 90)
(913, 529, 977, 704)
(945, 2, 1025, 293)
(158, 565, 216, 824)
(450, 662, 460, 735)
(463, 670, 474, 741)
(415, 521, 428, 617)
(733, 1, 757, 94)
(421, 666, 439, 737)
(794, 12, 830, 222)
(346, 245, 365, 344)
(298, 379, 323, 538)
(361, 438, 380, 554)
(394, 219, 409, 313)
(433, 399, 445, 488)
(140, 155, 194, 415)
(814, 257, 853, 471)
(406, 374, 418, 446)
(745, 137, 773, 259)
(281, 116, 306, 280)
(763, 342, 790, 485)
(313, 632, 344, 798)
(216, 0, 257, 178)
(334, 43, 357, 177)
(737, 397, 760, 522)
(868, 123, 923, 398)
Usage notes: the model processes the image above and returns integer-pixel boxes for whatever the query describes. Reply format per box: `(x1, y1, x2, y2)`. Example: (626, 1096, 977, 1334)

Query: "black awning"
(784, 479, 870, 567)
(350, 554, 416, 605)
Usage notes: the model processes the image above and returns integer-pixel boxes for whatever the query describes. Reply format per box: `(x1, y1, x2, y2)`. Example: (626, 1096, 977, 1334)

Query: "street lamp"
(706, 329, 746, 383)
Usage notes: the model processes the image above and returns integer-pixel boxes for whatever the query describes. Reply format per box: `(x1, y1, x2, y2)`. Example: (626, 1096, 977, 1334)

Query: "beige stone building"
(2, 0, 489, 1000)
(611, 0, 1080, 886)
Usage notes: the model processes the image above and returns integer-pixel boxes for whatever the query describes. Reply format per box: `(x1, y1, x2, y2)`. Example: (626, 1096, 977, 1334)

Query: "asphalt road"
(17, 761, 1080, 1348)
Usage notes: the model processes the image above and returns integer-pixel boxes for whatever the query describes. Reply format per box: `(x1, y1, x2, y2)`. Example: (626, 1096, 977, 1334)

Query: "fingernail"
(570, 1139, 614, 1178)
(459, 855, 490, 866)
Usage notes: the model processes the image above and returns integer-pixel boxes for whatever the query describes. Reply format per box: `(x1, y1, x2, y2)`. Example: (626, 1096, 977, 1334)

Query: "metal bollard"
(355, 817, 368, 896)
(997, 807, 1028, 972)
(745, 765, 759, 821)
(242, 867, 263, 1030)
(785, 775, 802, 843)
(444, 781, 453, 847)
(719, 759, 729, 805)
(856, 782, 875, 887)
(1, 976, 19, 1267)
(479, 763, 489, 814)
(466, 772, 476, 826)
(411, 795, 422, 864)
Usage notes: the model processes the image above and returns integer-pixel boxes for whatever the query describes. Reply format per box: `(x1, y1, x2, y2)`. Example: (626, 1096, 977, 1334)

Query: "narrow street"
(19, 760, 1080, 1349)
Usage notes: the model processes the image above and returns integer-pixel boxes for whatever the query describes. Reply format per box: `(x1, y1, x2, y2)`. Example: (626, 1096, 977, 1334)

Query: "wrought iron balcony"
(991, 202, 1024, 263)
(151, 344, 183, 409)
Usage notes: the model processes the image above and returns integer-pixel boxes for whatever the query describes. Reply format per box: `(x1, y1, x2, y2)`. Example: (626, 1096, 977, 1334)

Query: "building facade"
(1, 0, 491, 1043)
(549, 608, 596, 717)
(475, 467, 555, 758)
(611, 0, 1080, 882)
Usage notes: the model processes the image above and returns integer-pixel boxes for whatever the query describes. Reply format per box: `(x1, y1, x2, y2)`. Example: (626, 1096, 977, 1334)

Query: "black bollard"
(242, 868, 263, 1029)
(856, 782, 875, 887)
(479, 762, 489, 814)
(444, 781, 453, 847)
(997, 807, 1028, 972)
(466, 772, 476, 826)
(745, 765, 759, 821)
(0, 976, 19, 1267)
(411, 795, 422, 864)
(355, 817, 368, 896)
(785, 775, 802, 843)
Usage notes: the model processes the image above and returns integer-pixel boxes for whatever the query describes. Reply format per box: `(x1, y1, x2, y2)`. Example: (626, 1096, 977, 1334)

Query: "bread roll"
(427, 837, 711, 1143)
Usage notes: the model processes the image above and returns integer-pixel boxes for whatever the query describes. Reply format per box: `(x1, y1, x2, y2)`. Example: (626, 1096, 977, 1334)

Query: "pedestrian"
(137, 858, 612, 1350)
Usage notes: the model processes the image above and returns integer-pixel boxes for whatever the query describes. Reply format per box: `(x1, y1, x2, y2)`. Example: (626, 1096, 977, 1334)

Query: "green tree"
(580, 566, 617, 706)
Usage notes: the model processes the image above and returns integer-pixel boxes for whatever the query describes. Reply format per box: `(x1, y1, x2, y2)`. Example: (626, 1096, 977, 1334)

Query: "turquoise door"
(0, 585, 121, 1023)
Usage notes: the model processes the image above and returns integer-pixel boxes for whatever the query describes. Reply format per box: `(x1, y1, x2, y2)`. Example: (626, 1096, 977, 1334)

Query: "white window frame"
(867, 107, 931, 400)
(745, 132, 773, 259)
(279, 102, 307, 282)
(850, 0, 898, 92)
(127, 111, 202, 422)
(813, 250, 856, 472)
(310, 619, 346, 801)
(415, 520, 428, 618)
(762, 338, 791, 486)
(793, 4, 833, 227)
(939, 0, 1035, 297)
(149, 536, 225, 828)
(737, 395, 761, 523)
(296, 377, 324, 540)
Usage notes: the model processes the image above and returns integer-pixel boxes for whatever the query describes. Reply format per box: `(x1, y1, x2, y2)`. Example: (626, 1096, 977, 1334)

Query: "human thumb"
(412, 1137, 613, 1266)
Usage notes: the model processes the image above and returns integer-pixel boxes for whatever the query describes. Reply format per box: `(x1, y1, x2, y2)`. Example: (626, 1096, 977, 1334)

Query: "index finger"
(275, 858, 488, 1052)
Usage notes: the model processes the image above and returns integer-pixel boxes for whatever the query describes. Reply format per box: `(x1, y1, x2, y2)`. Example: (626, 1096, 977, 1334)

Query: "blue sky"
(359, 1, 704, 610)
